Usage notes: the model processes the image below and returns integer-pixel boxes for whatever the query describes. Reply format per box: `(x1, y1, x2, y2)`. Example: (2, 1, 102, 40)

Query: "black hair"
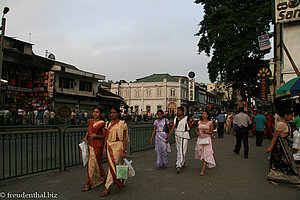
(177, 106, 184, 113)
(93, 106, 103, 114)
(200, 110, 211, 121)
(111, 106, 121, 114)
(157, 110, 164, 115)
(278, 108, 294, 118)
(239, 107, 244, 113)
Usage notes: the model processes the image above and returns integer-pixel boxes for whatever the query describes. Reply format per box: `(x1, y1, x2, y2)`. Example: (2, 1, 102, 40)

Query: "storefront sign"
(48, 71, 55, 98)
(260, 78, 269, 101)
(276, 0, 300, 23)
(189, 78, 195, 101)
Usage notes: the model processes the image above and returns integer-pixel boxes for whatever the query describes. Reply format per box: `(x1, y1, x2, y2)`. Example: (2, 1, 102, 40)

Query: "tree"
(195, 0, 272, 105)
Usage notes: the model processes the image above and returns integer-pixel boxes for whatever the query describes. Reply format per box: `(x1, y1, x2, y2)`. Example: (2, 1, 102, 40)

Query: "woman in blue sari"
(150, 110, 171, 169)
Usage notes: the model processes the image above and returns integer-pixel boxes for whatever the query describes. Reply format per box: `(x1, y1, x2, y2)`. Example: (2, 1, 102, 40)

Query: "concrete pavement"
(0, 134, 299, 200)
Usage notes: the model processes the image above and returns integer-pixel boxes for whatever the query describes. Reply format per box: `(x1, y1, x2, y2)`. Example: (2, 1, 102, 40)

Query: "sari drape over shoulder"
(105, 120, 129, 190)
(86, 119, 106, 188)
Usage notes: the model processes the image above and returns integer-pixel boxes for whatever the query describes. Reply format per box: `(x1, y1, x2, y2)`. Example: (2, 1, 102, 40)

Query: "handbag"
(116, 164, 129, 179)
(198, 137, 210, 145)
(78, 141, 89, 167)
(163, 118, 169, 133)
(124, 158, 135, 177)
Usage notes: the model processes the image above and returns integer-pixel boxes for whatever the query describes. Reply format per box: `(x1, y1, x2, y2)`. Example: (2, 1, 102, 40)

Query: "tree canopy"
(195, 0, 272, 100)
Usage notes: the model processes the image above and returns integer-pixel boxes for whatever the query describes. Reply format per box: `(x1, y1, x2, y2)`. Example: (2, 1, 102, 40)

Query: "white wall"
(282, 23, 300, 82)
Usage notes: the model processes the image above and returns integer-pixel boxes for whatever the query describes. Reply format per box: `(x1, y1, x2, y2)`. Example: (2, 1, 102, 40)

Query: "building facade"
(110, 74, 189, 115)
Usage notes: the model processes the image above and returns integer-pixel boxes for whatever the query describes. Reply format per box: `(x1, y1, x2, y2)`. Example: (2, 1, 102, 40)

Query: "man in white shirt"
(233, 107, 251, 159)
(167, 106, 193, 173)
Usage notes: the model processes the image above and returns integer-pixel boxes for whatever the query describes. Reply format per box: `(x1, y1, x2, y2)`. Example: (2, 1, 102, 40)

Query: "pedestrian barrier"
(0, 123, 198, 180)
(0, 126, 61, 181)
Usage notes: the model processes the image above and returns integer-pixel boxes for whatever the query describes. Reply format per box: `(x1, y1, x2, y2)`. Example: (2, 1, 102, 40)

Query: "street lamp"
(0, 7, 10, 79)
(0, 7, 10, 107)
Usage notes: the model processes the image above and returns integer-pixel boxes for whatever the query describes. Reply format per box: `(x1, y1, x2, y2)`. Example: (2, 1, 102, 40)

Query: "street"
(0, 133, 299, 200)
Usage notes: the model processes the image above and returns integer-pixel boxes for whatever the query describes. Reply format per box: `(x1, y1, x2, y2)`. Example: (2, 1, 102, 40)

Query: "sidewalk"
(1, 134, 299, 200)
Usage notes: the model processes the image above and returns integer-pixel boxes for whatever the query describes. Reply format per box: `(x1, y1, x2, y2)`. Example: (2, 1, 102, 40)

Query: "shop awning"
(276, 77, 300, 96)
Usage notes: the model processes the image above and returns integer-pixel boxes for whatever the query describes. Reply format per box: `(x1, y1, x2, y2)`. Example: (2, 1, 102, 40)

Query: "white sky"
(0, 0, 213, 83)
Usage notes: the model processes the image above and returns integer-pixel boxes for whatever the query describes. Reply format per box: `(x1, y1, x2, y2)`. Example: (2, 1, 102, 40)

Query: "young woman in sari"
(81, 107, 106, 191)
(150, 110, 171, 169)
(195, 110, 216, 176)
(101, 107, 129, 197)
(266, 108, 300, 184)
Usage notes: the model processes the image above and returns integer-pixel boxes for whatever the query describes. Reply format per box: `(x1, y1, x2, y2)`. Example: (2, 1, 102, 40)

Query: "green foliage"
(195, 0, 272, 100)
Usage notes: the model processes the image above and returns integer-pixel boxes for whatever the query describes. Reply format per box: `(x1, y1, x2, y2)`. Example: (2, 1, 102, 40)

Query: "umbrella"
(276, 77, 300, 95)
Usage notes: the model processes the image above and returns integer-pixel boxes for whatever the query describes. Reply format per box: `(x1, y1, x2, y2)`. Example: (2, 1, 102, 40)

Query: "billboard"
(275, 0, 300, 23)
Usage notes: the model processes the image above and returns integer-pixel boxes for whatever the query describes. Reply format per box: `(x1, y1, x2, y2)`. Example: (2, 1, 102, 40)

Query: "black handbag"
(163, 118, 169, 133)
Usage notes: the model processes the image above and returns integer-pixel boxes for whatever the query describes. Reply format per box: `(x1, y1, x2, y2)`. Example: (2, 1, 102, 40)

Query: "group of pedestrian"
(231, 107, 300, 185)
(81, 106, 129, 197)
(150, 106, 216, 176)
(0, 107, 55, 126)
(71, 110, 88, 125)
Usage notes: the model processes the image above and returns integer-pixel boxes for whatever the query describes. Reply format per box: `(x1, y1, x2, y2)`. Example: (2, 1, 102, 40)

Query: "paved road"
(0, 134, 299, 200)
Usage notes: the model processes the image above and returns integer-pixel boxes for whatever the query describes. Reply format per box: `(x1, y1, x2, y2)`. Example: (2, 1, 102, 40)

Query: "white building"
(110, 74, 189, 115)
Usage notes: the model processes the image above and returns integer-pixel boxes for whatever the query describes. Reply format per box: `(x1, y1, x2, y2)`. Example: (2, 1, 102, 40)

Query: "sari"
(267, 125, 300, 184)
(105, 120, 129, 190)
(86, 119, 106, 188)
(154, 119, 171, 168)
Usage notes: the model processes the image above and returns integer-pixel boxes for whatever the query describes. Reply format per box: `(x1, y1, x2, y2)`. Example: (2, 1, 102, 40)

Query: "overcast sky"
(1, 0, 212, 83)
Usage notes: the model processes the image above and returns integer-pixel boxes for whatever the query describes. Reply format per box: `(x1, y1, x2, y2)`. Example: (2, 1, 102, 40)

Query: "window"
(146, 89, 151, 97)
(157, 88, 162, 96)
(157, 105, 162, 110)
(79, 81, 92, 92)
(59, 77, 74, 89)
(146, 106, 151, 112)
(170, 89, 176, 96)
(135, 89, 140, 97)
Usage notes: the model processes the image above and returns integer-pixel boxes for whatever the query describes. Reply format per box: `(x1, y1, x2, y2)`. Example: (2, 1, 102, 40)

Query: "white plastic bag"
(124, 158, 135, 177)
(79, 141, 89, 166)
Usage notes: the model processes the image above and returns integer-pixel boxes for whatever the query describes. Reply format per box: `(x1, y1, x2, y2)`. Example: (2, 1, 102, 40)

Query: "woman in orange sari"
(101, 107, 129, 197)
(81, 107, 106, 191)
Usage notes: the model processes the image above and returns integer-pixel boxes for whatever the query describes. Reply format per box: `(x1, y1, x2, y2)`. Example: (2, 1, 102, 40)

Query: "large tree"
(195, 0, 272, 102)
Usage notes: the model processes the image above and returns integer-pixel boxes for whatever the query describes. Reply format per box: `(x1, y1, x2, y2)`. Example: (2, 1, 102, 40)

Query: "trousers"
(234, 127, 249, 157)
(175, 135, 188, 168)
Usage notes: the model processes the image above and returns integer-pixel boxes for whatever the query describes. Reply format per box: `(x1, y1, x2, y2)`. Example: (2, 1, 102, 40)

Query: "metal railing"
(128, 123, 197, 154)
(0, 123, 198, 180)
(62, 125, 88, 170)
(0, 126, 61, 181)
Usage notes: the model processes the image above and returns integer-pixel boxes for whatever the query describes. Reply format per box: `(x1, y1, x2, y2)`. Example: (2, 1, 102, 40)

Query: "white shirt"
(174, 116, 190, 139)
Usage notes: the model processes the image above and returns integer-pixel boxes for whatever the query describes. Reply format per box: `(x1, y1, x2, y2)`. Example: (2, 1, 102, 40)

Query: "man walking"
(216, 111, 226, 138)
(253, 110, 267, 146)
(167, 106, 193, 173)
(233, 107, 251, 159)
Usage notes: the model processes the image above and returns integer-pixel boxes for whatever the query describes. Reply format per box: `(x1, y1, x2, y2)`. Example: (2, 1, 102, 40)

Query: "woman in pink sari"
(81, 107, 106, 191)
(195, 110, 216, 176)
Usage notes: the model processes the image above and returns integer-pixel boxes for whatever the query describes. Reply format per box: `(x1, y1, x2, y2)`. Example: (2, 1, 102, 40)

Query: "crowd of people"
(0, 107, 56, 126)
(149, 106, 300, 185)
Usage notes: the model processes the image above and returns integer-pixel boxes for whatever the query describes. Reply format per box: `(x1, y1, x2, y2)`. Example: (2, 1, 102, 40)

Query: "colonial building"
(110, 73, 189, 115)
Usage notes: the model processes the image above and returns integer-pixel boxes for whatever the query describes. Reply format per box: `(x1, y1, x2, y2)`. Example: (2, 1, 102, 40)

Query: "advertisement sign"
(48, 71, 55, 98)
(275, 0, 300, 23)
(189, 78, 195, 101)
(258, 34, 271, 51)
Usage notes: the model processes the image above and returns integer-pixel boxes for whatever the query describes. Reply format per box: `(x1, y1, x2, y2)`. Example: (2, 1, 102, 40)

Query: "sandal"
(100, 189, 111, 197)
(81, 186, 91, 192)
(200, 171, 205, 176)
